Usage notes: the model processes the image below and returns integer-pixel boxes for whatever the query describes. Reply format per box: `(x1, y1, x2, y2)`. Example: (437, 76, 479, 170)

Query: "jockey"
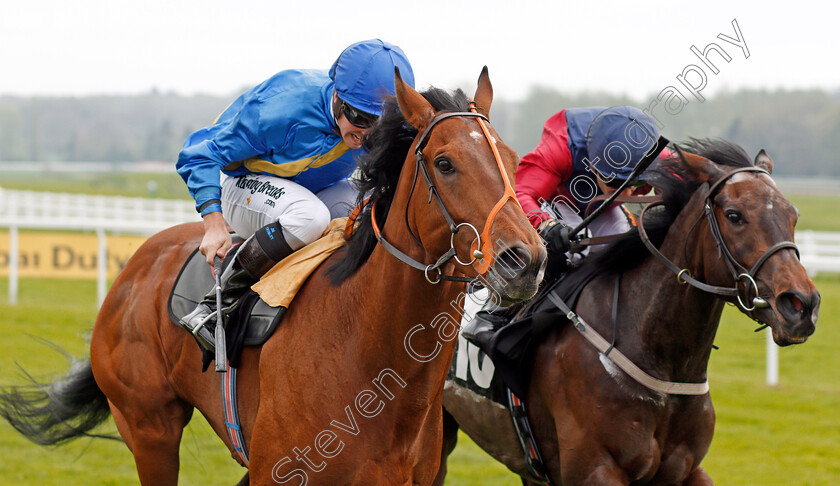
(462, 106, 662, 350)
(176, 39, 414, 346)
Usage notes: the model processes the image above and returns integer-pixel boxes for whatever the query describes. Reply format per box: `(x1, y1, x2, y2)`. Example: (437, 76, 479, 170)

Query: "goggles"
(340, 101, 378, 129)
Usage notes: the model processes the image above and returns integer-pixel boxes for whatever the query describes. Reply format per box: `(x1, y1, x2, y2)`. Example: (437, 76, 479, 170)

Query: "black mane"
(580, 138, 757, 275)
(326, 87, 471, 284)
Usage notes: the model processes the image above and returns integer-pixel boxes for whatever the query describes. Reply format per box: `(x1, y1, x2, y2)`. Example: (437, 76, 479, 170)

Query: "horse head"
(388, 67, 547, 304)
(673, 145, 819, 346)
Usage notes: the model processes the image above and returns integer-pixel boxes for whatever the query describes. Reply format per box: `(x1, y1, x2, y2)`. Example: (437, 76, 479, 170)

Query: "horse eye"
(725, 210, 745, 225)
(436, 158, 455, 174)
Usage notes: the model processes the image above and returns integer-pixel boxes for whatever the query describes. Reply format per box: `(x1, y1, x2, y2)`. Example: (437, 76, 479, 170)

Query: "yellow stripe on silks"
(224, 141, 350, 178)
(213, 102, 235, 125)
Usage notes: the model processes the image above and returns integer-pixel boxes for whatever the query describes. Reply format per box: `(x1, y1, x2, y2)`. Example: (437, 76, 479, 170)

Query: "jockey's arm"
(200, 211, 232, 265)
(177, 100, 271, 264)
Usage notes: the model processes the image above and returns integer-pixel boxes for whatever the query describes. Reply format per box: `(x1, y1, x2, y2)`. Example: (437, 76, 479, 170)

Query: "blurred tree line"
(0, 90, 227, 164)
(1, 87, 838, 176)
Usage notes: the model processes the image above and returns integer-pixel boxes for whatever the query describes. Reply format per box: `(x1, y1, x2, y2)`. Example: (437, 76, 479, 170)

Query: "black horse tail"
(0, 358, 116, 445)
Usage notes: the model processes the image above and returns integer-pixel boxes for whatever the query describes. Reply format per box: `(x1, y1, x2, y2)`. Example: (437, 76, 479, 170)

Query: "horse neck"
(621, 209, 726, 381)
(345, 204, 464, 388)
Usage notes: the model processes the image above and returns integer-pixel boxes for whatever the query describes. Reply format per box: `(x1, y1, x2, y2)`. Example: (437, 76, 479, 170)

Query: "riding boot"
(461, 309, 512, 355)
(181, 222, 294, 350)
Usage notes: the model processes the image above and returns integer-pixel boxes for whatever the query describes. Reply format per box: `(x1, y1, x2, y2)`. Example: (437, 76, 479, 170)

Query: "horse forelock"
(326, 87, 472, 285)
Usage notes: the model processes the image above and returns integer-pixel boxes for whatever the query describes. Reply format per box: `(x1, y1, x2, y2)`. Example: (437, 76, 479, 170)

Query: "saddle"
(168, 218, 349, 371)
(484, 262, 602, 398)
(168, 245, 285, 370)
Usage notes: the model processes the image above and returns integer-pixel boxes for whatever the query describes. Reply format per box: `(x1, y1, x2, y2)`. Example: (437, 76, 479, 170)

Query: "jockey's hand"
(199, 211, 232, 265)
(538, 219, 573, 255)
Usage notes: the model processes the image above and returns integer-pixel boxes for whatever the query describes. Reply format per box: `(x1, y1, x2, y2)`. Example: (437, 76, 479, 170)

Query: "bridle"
(368, 101, 521, 284)
(638, 166, 800, 312)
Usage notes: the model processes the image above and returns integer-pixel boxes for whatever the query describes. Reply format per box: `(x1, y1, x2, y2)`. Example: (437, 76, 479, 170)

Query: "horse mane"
(326, 87, 472, 284)
(580, 137, 756, 275)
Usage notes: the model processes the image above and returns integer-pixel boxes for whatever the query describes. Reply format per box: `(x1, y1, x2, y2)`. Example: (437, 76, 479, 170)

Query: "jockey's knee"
(278, 202, 331, 250)
(306, 203, 332, 240)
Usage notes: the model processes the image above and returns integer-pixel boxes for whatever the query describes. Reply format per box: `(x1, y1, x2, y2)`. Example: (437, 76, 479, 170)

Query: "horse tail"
(0, 358, 116, 445)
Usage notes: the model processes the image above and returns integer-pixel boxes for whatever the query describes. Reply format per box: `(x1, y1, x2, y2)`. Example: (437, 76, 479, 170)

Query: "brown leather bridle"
(638, 166, 799, 312)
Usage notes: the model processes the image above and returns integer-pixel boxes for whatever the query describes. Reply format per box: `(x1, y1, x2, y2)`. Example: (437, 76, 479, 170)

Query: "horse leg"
(96, 357, 193, 486)
(431, 409, 459, 486)
(576, 465, 629, 486)
(682, 467, 714, 485)
(119, 398, 193, 486)
(109, 400, 134, 452)
(234, 472, 250, 486)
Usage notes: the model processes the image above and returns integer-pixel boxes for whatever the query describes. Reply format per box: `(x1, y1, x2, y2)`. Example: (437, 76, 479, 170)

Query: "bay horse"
(0, 69, 546, 485)
(438, 139, 819, 485)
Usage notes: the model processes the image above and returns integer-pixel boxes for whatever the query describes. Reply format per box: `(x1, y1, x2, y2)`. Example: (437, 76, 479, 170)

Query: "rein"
(638, 167, 799, 312)
(515, 164, 800, 482)
(369, 101, 520, 284)
(547, 166, 798, 397)
(548, 290, 710, 395)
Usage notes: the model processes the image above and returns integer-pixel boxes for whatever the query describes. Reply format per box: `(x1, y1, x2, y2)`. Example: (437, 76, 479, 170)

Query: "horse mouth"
(760, 312, 815, 346)
(488, 272, 543, 307)
(484, 245, 545, 304)
(771, 327, 810, 346)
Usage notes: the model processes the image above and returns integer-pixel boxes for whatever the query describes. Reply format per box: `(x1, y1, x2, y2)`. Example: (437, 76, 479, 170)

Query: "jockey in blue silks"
(176, 39, 415, 343)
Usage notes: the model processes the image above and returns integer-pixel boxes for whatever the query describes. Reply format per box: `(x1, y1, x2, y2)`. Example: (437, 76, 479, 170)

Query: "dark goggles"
(341, 101, 378, 129)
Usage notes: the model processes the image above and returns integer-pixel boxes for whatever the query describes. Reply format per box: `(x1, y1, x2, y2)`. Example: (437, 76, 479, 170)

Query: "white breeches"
(550, 202, 632, 251)
(220, 174, 358, 250)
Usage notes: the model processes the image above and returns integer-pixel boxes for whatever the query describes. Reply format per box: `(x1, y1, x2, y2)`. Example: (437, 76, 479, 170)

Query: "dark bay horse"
(0, 70, 546, 485)
(439, 139, 819, 485)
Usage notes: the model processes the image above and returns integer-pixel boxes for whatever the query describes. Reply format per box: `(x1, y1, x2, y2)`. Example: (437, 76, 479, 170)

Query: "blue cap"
(585, 106, 660, 180)
(329, 39, 415, 116)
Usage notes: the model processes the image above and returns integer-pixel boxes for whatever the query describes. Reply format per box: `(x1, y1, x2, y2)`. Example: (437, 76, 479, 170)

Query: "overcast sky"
(2, 0, 838, 102)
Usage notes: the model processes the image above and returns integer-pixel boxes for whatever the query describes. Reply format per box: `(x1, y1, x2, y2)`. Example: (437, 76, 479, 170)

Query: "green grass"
(0, 278, 518, 485)
(788, 195, 840, 232)
(702, 275, 840, 484)
(0, 279, 238, 485)
(1, 171, 188, 199)
(1, 276, 838, 484)
(0, 178, 837, 483)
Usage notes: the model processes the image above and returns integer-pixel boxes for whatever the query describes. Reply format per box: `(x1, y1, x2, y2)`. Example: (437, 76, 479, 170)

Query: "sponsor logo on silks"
(265, 226, 276, 240)
(235, 176, 286, 199)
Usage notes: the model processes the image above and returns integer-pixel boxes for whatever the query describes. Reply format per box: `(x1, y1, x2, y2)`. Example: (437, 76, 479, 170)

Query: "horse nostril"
(777, 291, 815, 323)
(494, 246, 531, 280)
(790, 294, 803, 312)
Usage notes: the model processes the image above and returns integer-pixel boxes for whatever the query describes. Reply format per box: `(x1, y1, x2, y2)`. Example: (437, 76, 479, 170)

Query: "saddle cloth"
(168, 217, 348, 367)
(447, 262, 601, 402)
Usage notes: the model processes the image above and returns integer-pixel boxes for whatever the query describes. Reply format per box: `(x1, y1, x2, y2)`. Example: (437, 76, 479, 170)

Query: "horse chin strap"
(369, 100, 521, 284)
(639, 167, 800, 315)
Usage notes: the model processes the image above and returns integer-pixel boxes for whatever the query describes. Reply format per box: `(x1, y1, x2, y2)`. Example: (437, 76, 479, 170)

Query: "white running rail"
(0, 187, 199, 233)
(797, 230, 840, 277)
(2, 188, 839, 387)
(0, 187, 201, 305)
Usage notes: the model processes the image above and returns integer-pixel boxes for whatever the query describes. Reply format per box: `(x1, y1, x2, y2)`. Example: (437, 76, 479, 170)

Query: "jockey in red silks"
(462, 106, 666, 350)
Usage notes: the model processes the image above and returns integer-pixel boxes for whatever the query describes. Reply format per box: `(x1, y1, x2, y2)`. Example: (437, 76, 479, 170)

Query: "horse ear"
(394, 67, 434, 130)
(674, 145, 725, 183)
(755, 149, 774, 174)
(473, 66, 493, 118)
